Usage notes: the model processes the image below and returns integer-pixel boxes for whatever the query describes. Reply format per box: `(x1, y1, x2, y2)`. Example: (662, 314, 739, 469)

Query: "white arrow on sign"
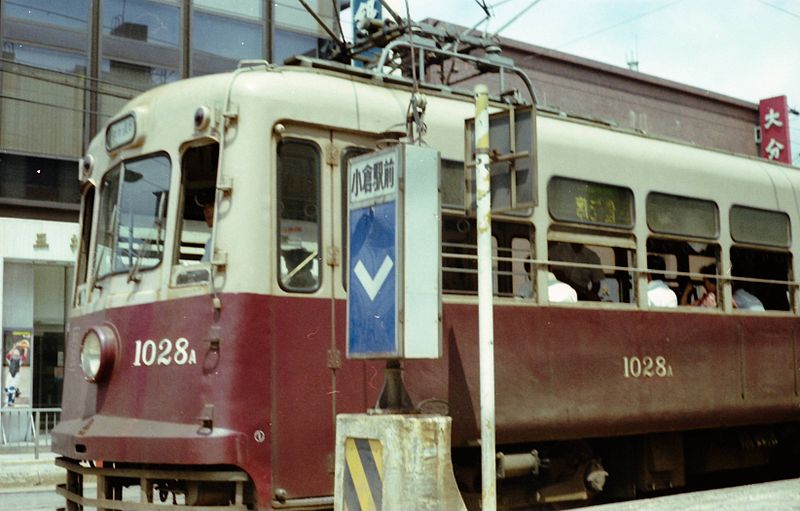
(354, 255, 394, 301)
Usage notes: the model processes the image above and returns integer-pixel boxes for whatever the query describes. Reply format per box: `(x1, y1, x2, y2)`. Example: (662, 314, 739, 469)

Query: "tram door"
(272, 126, 381, 499)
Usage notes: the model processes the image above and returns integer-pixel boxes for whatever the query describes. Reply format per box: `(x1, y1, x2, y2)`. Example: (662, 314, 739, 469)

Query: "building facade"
(0, 0, 338, 408)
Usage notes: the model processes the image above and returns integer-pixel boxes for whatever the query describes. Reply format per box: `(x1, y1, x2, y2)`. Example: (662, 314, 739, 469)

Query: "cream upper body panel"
(76, 64, 798, 315)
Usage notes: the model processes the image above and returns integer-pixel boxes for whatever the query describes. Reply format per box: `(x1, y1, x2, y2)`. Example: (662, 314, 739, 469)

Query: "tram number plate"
(132, 338, 197, 367)
(622, 356, 673, 378)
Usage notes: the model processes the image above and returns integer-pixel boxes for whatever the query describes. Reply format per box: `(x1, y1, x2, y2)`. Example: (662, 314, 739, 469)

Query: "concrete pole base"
(334, 414, 466, 511)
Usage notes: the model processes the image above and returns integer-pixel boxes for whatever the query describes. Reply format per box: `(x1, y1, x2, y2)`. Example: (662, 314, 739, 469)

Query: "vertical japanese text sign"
(347, 144, 441, 359)
(759, 96, 792, 164)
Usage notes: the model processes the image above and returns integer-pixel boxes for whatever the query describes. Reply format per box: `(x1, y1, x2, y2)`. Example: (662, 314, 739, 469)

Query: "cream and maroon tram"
(53, 57, 800, 510)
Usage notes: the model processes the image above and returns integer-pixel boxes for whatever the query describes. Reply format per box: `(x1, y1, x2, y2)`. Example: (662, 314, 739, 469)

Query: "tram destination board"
(346, 144, 442, 360)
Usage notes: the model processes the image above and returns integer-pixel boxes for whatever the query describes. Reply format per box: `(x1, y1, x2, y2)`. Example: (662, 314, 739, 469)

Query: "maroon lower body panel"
(406, 305, 800, 445)
(53, 294, 800, 508)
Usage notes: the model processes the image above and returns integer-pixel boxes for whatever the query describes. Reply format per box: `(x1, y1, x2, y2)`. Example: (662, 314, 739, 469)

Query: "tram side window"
(442, 213, 532, 297)
(548, 241, 634, 303)
(278, 140, 321, 293)
(175, 143, 219, 270)
(547, 177, 635, 303)
(93, 154, 171, 280)
(730, 206, 792, 311)
(646, 192, 721, 308)
(647, 239, 720, 308)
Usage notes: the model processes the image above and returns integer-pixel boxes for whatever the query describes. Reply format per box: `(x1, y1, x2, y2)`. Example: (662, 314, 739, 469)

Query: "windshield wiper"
(128, 191, 168, 284)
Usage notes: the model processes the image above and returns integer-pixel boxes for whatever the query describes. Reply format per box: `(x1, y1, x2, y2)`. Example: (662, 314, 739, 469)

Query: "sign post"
(473, 84, 497, 511)
(336, 146, 465, 511)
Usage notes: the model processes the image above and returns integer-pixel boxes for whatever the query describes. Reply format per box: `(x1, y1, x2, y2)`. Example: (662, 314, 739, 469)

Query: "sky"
(342, 0, 800, 163)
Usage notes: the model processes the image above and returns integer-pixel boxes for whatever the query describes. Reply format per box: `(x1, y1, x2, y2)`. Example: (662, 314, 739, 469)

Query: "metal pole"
(474, 84, 496, 511)
(34, 410, 40, 459)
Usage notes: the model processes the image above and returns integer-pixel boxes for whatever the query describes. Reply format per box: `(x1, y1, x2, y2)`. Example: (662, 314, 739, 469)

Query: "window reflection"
(102, 0, 180, 47)
(273, 28, 320, 65)
(5, 0, 89, 29)
(101, 59, 179, 89)
(1, 43, 87, 74)
(94, 154, 172, 279)
(277, 140, 321, 292)
(192, 0, 262, 19)
(0, 154, 80, 204)
(191, 10, 264, 75)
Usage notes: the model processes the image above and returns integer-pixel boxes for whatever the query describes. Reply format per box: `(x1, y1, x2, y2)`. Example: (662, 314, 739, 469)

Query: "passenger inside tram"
(731, 247, 790, 311)
(549, 242, 604, 301)
(646, 255, 678, 307)
(681, 264, 717, 308)
(732, 282, 766, 311)
(516, 259, 577, 303)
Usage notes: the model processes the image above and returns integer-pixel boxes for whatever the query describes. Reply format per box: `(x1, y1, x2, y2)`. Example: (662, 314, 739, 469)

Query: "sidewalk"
(0, 451, 65, 492)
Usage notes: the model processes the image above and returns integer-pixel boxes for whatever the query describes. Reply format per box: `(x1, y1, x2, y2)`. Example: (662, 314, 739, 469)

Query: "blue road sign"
(346, 144, 441, 360)
(348, 201, 397, 356)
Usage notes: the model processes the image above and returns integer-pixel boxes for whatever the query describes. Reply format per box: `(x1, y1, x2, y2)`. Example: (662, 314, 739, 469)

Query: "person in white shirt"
(647, 255, 678, 308)
(733, 285, 765, 311)
(549, 242, 604, 301)
(518, 260, 578, 303)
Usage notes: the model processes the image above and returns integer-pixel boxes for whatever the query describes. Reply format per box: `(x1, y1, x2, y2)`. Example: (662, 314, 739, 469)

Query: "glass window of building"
(273, 28, 321, 65)
(99, 0, 181, 121)
(191, 0, 265, 76)
(4, 0, 90, 30)
(0, 154, 80, 206)
(273, 0, 336, 39)
(1, 1, 90, 157)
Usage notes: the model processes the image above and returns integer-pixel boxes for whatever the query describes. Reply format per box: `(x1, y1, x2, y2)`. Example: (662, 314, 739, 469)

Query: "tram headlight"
(80, 326, 117, 383)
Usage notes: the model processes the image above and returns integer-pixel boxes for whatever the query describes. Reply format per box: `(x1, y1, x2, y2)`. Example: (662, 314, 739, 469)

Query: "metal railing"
(0, 407, 61, 459)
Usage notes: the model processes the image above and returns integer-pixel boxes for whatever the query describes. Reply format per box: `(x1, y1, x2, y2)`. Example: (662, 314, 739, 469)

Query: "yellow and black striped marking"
(343, 437, 383, 511)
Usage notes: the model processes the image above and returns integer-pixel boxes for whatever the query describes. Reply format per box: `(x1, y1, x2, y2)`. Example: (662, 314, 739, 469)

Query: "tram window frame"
(171, 141, 220, 286)
(92, 152, 172, 281)
(646, 192, 719, 239)
(547, 176, 634, 229)
(442, 213, 532, 297)
(646, 238, 721, 309)
(547, 235, 636, 304)
(730, 205, 790, 248)
(731, 245, 792, 312)
(277, 139, 322, 293)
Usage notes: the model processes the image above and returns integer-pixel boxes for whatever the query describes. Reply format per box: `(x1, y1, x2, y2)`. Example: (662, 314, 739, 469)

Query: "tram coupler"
(372, 359, 415, 414)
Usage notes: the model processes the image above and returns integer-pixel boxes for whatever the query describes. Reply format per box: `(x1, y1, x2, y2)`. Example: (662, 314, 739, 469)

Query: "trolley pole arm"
(474, 84, 497, 511)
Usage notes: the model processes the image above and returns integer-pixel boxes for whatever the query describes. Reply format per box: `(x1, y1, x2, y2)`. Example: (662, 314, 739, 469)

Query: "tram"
(52, 35, 800, 510)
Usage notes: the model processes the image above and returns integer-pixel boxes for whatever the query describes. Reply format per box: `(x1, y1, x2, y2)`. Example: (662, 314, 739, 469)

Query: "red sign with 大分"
(759, 95, 792, 164)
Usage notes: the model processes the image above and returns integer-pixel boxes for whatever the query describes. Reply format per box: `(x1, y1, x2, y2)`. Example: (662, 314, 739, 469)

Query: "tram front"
(52, 71, 275, 510)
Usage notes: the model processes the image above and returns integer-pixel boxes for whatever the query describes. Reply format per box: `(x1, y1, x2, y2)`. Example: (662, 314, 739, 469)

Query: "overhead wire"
(492, 0, 544, 37)
(756, 0, 800, 20)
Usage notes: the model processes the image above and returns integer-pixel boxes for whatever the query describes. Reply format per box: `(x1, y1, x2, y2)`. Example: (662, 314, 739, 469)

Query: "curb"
(0, 459, 66, 492)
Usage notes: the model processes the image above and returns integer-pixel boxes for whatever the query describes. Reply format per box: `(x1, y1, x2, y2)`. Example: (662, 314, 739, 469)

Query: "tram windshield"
(94, 154, 171, 280)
